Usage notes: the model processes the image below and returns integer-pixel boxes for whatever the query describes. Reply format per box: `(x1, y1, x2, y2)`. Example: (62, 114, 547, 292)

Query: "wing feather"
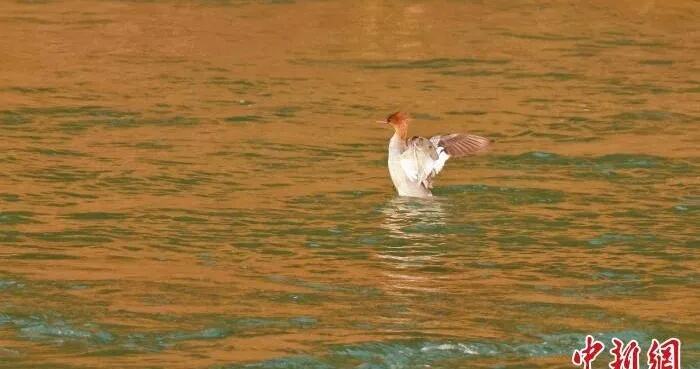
(398, 137, 440, 188)
(399, 157, 420, 181)
(397, 134, 490, 190)
(431, 133, 491, 157)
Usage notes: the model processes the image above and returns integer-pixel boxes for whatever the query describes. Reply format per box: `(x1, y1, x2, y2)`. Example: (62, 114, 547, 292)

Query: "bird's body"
(381, 112, 491, 197)
(387, 134, 444, 197)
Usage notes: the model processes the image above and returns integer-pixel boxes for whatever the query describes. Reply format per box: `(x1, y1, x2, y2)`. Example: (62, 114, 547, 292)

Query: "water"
(0, 1, 698, 368)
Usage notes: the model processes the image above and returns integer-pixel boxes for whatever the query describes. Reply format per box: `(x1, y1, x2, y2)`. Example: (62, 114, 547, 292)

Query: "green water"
(0, 1, 698, 368)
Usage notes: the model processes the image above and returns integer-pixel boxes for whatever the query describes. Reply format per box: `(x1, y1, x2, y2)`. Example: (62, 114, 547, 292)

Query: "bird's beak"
(376, 120, 388, 124)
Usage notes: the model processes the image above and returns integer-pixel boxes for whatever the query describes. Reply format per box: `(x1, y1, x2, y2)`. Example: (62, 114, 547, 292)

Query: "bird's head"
(378, 111, 410, 126)
(377, 111, 410, 138)
(387, 111, 410, 125)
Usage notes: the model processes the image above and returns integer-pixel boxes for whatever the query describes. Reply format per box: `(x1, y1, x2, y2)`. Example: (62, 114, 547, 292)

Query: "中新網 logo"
(572, 335, 681, 369)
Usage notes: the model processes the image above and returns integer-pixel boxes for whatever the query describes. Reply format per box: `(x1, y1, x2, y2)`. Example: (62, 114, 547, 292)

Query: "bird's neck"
(389, 126, 409, 156)
(392, 123, 409, 140)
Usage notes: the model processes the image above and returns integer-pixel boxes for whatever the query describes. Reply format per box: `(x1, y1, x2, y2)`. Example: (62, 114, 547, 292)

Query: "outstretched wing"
(430, 133, 491, 158)
(398, 134, 491, 190)
(398, 137, 445, 189)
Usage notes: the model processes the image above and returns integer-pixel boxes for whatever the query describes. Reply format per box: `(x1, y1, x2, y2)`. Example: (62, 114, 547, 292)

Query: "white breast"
(387, 135, 432, 197)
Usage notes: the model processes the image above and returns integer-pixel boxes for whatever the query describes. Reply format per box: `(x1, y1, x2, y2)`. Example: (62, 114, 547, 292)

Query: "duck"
(379, 111, 491, 197)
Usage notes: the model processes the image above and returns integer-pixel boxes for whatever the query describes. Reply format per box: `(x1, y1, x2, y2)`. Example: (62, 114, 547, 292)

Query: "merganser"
(380, 111, 491, 197)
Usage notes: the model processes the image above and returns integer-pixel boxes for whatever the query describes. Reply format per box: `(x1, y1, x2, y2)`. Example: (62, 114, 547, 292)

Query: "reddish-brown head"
(385, 111, 410, 126)
(379, 111, 410, 138)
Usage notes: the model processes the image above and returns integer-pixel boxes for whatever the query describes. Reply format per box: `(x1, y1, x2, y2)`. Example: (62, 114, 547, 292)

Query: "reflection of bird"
(379, 197, 447, 295)
(378, 112, 491, 197)
(381, 197, 447, 241)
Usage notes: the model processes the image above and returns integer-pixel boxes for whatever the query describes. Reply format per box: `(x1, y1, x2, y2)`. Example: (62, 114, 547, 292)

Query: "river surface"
(0, 1, 699, 368)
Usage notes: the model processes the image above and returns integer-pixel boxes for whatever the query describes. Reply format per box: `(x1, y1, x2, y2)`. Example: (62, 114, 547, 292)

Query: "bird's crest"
(386, 111, 410, 125)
